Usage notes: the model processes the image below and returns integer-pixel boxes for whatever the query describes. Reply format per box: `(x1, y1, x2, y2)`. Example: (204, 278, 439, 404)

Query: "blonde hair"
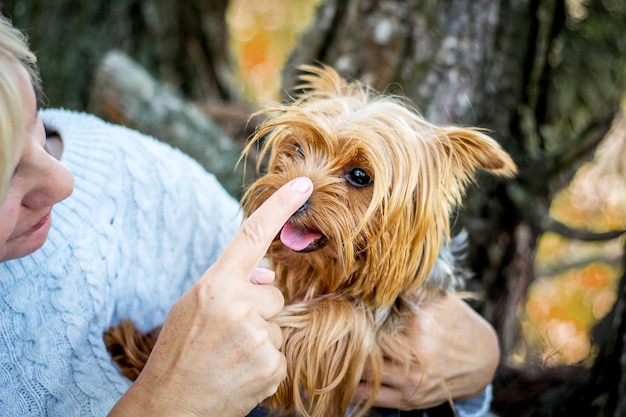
(0, 15, 40, 201)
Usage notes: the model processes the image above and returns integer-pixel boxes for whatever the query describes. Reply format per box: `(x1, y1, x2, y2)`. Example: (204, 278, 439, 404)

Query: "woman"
(0, 15, 497, 416)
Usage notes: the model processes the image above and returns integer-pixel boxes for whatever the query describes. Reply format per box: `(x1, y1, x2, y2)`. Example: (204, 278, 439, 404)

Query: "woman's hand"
(354, 294, 500, 410)
(110, 177, 313, 417)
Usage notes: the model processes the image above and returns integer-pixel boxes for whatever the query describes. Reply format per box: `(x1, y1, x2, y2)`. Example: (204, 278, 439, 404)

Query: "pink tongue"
(280, 222, 322, 251)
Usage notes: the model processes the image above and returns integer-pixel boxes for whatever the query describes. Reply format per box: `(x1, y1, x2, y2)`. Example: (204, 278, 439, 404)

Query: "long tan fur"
(104, 64, 517, 417)
(239, 64, 517, 417)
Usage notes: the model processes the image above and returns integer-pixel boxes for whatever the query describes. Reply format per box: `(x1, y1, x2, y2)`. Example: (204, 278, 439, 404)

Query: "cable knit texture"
(0, 109, 241, 416)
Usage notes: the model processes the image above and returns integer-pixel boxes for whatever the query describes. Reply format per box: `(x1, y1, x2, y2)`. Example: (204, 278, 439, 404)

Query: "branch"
(542, 216, 626, 242)
(508, 181, 625, 242)
(536, 253, 624, 279)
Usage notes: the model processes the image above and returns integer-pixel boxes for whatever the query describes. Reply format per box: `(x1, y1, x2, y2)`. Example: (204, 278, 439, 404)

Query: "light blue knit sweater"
(0, 109, 242, 415)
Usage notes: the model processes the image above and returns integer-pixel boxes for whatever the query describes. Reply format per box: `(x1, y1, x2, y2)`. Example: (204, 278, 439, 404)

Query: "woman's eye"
(347, 168, 372, 187)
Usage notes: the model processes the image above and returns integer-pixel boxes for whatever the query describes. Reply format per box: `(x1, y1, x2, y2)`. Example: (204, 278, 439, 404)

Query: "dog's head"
(241, 64, 517, 307)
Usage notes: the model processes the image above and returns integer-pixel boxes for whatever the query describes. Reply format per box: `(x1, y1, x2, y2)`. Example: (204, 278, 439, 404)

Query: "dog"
(104, 64, 517, 417)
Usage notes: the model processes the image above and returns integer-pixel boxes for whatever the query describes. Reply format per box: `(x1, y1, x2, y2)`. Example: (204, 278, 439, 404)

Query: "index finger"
(215, 177, 313, 279)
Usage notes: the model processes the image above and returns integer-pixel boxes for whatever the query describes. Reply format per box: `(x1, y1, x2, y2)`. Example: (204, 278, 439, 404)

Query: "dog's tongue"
(280, 222, 322, 251)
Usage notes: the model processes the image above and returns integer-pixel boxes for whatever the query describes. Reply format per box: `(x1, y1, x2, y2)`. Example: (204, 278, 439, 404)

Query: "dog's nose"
(295, 199, 311, 215)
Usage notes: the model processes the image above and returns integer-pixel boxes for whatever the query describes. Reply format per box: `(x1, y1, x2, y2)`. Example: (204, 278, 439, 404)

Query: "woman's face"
(0, 61, 74, 262)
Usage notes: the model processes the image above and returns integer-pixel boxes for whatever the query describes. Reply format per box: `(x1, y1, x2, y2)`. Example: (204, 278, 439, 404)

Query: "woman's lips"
(7, 210, 52, 244)
(26, 210, 51, 234)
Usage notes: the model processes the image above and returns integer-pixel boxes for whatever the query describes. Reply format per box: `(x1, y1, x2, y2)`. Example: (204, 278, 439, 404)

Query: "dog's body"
(238, 65, 516, 417)
(104, 65, 517, 417)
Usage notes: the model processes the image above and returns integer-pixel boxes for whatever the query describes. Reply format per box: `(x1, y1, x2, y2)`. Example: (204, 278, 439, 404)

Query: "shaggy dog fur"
(104, 64, 517, 417)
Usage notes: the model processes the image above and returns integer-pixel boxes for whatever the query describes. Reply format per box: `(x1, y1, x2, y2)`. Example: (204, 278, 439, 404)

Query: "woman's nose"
(22, 154, 74, 209)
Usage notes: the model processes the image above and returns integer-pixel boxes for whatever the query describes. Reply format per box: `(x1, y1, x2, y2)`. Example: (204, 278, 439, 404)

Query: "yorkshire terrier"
(104, 64, 517, 417)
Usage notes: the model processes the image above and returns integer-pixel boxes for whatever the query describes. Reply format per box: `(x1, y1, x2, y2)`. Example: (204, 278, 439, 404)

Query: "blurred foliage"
(522, 0, 626, 353)
(511, 0, 626, 368)
(227, 0, 322, 103)
(226, 0, 626, 367)
(522, 105, 626, 366)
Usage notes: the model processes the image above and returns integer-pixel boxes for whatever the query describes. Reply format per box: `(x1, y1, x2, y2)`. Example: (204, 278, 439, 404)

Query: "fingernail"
(255, 266, 274, 276)
(291, 177, 312, 193)
(250, 266, 275, 284)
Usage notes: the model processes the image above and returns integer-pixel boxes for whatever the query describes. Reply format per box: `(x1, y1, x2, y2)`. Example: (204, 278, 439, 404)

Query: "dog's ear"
(441, 127, 517, 176)
(437, 127, 517, 203)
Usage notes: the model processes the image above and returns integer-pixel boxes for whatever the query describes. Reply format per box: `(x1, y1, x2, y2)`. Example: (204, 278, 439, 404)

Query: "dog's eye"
(294, 143, 304, 156)
(347, 168, 372, 187)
